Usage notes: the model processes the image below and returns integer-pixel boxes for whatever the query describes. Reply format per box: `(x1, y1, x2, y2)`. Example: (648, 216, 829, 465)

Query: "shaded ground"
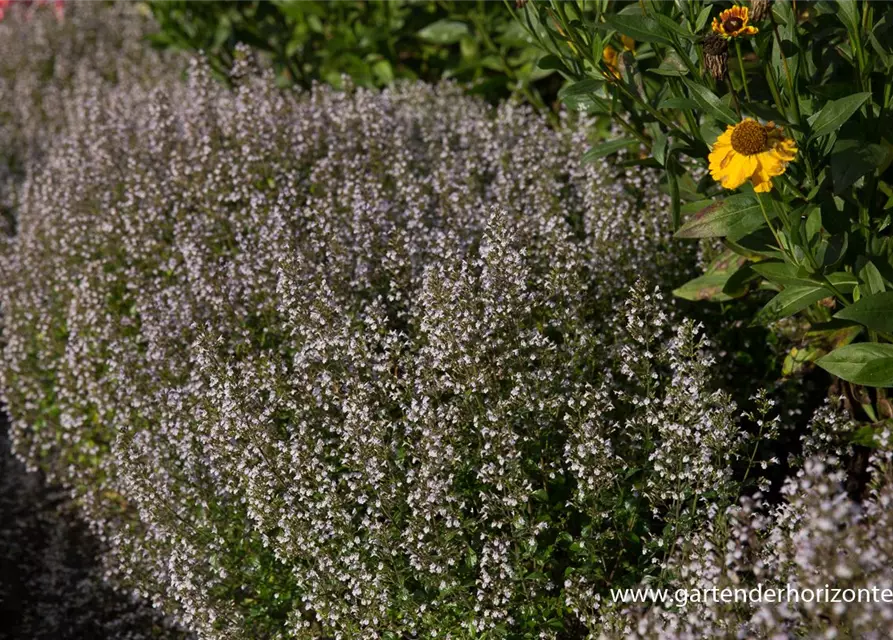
(0, 413, 188, 640)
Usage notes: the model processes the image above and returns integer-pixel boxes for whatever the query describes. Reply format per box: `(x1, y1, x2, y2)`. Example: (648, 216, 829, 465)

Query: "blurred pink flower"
(0, 0, 65, 22)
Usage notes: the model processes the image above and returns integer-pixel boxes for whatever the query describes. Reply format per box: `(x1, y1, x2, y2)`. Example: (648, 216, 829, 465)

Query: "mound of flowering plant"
(515, 1, 893, 397)
(0, 51, 792, 636)
(0, 0, 176, 236)
(598, 446, 893, 639)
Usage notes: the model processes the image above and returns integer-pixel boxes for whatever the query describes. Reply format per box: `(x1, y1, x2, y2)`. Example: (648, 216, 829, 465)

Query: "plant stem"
(734, 40, 752, 102)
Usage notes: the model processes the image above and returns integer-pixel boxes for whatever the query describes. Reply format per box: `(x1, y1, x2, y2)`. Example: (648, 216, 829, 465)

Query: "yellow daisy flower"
(621, 35, 636, 52)
(709, 119, 797, 193)
(712, 6, 759, 39)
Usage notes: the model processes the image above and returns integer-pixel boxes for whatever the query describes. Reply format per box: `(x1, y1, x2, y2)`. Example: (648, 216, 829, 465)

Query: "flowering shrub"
(0, 1, 175, 235)
(0, 50, 804, 636)
(516, 0, 893, 391)
(599, 447, 893, 639)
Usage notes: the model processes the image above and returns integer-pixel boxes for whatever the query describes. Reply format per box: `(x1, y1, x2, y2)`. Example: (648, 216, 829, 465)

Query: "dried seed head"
(750, 0, 772, 22)
(703, 33, 729, 79)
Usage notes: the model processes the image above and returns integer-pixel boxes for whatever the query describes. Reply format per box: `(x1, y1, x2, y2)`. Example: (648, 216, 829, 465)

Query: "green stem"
(756, 191, 786, 254)
(771, 23, 801, 126)
(734, 40, 752, 102)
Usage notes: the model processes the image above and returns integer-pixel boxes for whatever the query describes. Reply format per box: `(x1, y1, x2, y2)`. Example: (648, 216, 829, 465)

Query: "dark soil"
(0, 413, 189, 640)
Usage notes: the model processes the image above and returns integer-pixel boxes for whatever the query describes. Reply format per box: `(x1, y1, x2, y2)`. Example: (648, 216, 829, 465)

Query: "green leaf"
(752, 285, 829, 325)
(835, 291, 893, 332)
(752, 262, 858, 291)
(836, 0, 861, 36)
(652, 129, 668, 166)
(537, 54, 570, 73)
(673, 250, 749, 301)
(860, 261, 886, 295)
(558, 78, 604, 100)
(651, 51, 690, 76)
(816, 343, 893, 387)
(830, 139, 889, 193)
(652, 13, 694, 39)
(805, 207, 822, 244)
(695, 5, 713, 32)
(808, 92, 871, 140)
(682, 78, 738, 126)
(601, 15, 672, 45)
(675, 194, 767, 240)
(658, 96, 698, 110)
(582, 138, 639, 162)
(744, 102, 792, 127)
(417, 19, 470, 44)
(672, 273, 734, 301)
(722, 264, 758, 297)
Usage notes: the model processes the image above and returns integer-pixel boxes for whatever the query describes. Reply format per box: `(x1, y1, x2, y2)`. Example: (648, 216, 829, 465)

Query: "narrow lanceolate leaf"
(601, 15, 672, 45)
(752, 285, 828, 325)
(675, 194, 766, 239)
(672, 273, 733, 301)
(582, 138, 639, 162)
(751, 262, 858, 292)
(835, 292, 893, 332)
(836, 0, 861, 36)
(416, 20, 470, 44)
(808, 92, 872, 140)
(682, 78, 738, 126)
(817, 343, 893, 387)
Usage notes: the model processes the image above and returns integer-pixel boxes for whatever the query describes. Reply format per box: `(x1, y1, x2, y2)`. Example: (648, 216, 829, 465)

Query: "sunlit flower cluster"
(0, 51, 739, 636)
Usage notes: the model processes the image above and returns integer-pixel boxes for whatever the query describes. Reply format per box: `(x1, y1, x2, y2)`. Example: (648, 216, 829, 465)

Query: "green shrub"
(147, 0, 557, 109)
(516, 0, 893, 394)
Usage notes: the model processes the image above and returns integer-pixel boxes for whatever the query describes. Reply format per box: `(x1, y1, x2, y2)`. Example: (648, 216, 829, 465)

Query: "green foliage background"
(148, 0, 559, 109)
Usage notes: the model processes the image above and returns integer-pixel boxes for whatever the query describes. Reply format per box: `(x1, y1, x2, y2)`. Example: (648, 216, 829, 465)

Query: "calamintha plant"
(1, 48, 791, 636)
(517, 0, 893, 399)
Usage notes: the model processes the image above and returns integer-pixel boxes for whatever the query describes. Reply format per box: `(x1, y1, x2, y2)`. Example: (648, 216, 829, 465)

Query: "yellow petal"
(721, 154, 757, 189)
(750, 159, 776, 192)
(709, 147, 735, 175)
(755, 152, 785, 177)
(752, 177, 774, 192)
(773, 139, 797, 162)
(713, 127, 735, 147)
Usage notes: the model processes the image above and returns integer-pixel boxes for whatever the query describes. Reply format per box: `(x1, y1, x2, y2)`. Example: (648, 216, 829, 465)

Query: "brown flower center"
(723, 16, 744, 32)
(730, 120, 767, 155)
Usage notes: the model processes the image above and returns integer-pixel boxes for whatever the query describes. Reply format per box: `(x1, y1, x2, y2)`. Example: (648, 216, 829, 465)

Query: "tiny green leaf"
(658, 96, 699, 110)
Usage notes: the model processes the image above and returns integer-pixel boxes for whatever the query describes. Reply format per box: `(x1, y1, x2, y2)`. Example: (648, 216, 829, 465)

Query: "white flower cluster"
(598, 441, 893, 639)
(0, 49, 719, 636)
(0, 1, 176, 237)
